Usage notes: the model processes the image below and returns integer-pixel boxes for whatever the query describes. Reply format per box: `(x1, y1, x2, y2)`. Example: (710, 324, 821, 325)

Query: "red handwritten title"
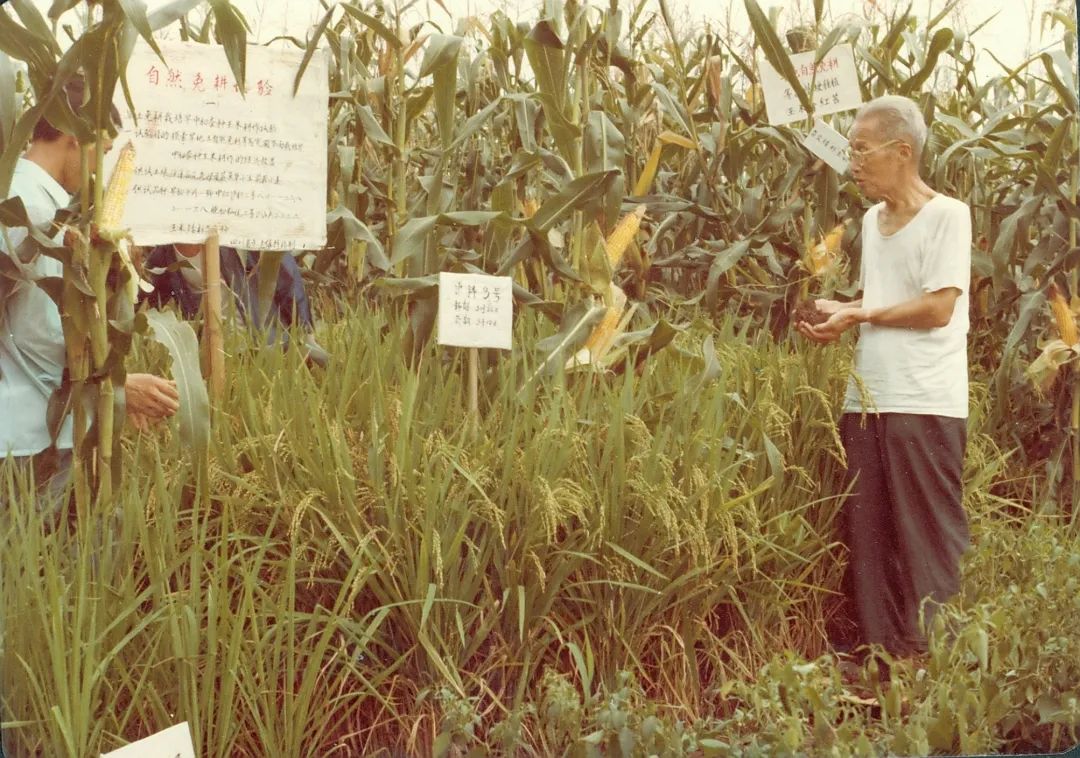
(145, 66, 273, 96)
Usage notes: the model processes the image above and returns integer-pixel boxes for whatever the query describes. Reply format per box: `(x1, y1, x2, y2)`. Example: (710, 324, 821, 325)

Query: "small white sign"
(437, 272, 514, 350)
(101, 722, 195, 758)
(759, 43, 863, 125)
(803, 118, 850, 174)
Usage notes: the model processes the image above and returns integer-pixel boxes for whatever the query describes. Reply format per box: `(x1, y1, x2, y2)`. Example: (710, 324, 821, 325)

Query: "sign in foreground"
(100, 722, 195, 758)
(437, 272, 514, 350)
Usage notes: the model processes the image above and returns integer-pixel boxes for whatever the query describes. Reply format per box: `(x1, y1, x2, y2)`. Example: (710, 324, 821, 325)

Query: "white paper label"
(437, 272, 514, 350)
(802, 118, 850, 174)
(101, 722, 196, 758)
(117, 40, 329, 251)
(759, 43, 863, 126)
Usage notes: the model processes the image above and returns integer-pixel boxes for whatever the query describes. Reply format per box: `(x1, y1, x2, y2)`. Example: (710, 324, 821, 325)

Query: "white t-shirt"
(842, 194, 971, 418)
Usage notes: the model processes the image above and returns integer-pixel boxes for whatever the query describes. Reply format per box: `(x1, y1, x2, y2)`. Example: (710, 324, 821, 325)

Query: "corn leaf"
(743, 0, 813, 117)
(143, 308, 210, 458)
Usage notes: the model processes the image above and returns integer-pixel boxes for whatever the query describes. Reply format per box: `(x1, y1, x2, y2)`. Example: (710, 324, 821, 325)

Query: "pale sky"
(21, 0, 1072, 75)
(227, 0, 1067, 71)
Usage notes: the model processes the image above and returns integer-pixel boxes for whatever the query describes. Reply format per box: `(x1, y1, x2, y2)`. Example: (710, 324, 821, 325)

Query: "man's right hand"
(125, 373, 180, 419)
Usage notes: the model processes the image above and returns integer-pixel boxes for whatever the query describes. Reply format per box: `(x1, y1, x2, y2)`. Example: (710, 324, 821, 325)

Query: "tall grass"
(3, 306, 1072, 756)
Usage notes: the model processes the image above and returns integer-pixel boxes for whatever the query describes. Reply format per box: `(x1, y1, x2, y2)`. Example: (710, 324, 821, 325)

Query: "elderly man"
(796, 95, 972, 659)
(1, 77, 179, 502)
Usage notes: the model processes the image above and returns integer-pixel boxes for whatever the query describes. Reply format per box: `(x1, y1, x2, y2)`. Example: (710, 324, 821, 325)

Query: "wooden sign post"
(203, 230, 225, 402)
(437, 272, 514, 436)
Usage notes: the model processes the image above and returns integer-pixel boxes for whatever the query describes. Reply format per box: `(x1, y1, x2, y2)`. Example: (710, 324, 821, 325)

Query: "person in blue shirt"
(140, 242, 329, 368)
(1, 77, 179, 500)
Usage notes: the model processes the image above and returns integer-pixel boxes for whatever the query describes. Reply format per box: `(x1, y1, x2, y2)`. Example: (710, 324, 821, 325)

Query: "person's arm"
(799, 201, 970, 344)
(815, 297, 862, 315)
(798, 289, 958, 343)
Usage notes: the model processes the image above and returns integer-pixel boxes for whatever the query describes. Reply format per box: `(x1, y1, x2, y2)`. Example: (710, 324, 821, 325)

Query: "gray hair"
(855, 95, 928, 158)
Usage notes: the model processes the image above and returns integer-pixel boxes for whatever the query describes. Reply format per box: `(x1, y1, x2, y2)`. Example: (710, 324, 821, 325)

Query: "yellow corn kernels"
(1049, 283, 1078, 347)
(604, 206, 647, 270)
(97, 141, 135, 235)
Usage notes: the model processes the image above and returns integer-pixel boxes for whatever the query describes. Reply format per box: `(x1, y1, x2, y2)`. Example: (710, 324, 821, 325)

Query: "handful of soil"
(792, 299, 829, 327)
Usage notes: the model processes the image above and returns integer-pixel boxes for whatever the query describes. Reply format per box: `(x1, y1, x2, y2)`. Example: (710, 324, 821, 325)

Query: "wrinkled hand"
(125, 373, 180, 419)
(796, 307, 867, 344)
(814, 299, 846, 316)
(127, 410, 154, 432)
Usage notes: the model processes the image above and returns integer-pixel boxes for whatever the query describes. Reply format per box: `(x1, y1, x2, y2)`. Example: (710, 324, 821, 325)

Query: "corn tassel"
(604, 206, 647, 270)
(1049, 283, 1078, 347)
(97, 141, 135, 238)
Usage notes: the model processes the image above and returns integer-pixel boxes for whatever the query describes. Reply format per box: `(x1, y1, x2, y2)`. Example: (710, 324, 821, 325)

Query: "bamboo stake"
(468, 347, 479, 438)
(204, 231, 225, 403)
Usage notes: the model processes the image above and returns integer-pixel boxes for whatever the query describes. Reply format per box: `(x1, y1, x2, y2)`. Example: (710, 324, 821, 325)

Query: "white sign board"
(437, 272, 513, 350)
(802, 118, 850, 174)
(759, 43, 862, 126)
(119, 40, 329, 250)
(101, 722, 195, 758)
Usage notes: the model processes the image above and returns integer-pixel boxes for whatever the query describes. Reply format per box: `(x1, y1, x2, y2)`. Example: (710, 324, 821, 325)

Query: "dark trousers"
(839, 413, 969, 655)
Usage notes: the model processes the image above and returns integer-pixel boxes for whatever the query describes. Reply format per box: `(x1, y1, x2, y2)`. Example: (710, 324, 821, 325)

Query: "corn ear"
(633, 132, 696, 196)
(633, 144, 664, 197)
(582, 285, 627, 359)
(706, 55, 723, 104)
(97, 141, 135, 237)
(605, 205, 647, 270)
(567, 286, 629, 368)
(807, 222, 845, 276)
(1049, 283, 1078, 347)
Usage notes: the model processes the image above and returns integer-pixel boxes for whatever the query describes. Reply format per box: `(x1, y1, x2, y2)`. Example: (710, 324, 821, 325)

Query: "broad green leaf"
(1041, 52, 1079, 112)
(373, 274, 440, 294)
(339, 6, 402, 51)
(705, 239, 752, 310)
(530, 170, 618, 233)
(326, 205, 389, 271)
(524, 299, 606, 385)
(584, 111, 625, 174)
(743, 0, 813, 117)
(147, 0, 207, 30)
(208, 0, 248, 94)
(524, 20, 567, 113)
(419, 33, 463, 78)
(292, 4, 334, 96)
(421, 35, 463, 149)
(115, 0, 163, 60)
(355, 104, 397, 150)
(143, 308, 210, 457)
(46, 0, 81, 21)
(446, 96, 503, 152)
(900, 28, 953, 94)
(13, 0, 61, 57)
(650, 81, 693, 137)
(390, 212, 505, 266)
(0, 50, 17, 169)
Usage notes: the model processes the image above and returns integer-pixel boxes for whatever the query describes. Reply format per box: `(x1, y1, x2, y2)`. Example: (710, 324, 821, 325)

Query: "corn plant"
(0, 0, 247, 505)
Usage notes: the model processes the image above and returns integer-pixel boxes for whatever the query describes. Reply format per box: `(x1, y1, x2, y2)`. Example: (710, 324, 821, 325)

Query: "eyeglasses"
(847, 139, 904, 164)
